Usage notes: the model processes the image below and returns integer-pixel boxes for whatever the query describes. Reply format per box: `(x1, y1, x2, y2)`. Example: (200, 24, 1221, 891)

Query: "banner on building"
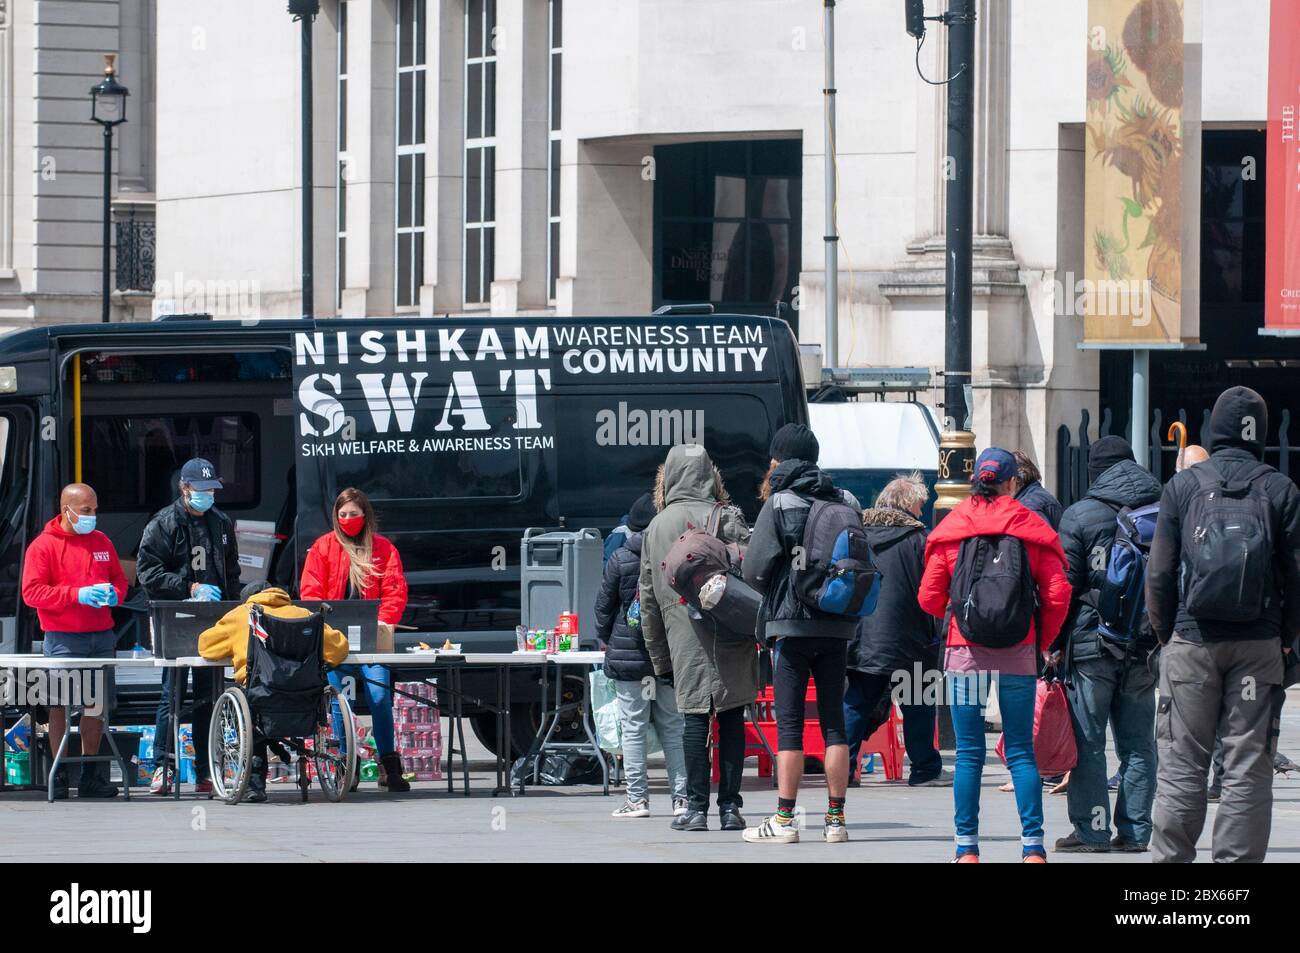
(1265, 0, 1300, 333)
(1084, 0, 1186, 344)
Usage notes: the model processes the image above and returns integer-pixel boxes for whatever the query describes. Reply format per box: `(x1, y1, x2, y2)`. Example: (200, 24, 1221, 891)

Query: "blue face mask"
(187, 490, 215, 513)
(66, 509, 96, 535)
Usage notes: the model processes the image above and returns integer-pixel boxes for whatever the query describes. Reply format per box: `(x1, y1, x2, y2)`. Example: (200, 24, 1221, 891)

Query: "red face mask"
(338, 515, 366, 538)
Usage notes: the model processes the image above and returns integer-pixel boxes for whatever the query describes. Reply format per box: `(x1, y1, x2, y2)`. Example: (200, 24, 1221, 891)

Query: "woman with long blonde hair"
(300, 487, 410, 792)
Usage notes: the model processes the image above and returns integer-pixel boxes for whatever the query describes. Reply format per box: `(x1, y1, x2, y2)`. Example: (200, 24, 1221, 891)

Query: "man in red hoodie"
(918, 448, 1071, 862)
(20, 483, 128, 798)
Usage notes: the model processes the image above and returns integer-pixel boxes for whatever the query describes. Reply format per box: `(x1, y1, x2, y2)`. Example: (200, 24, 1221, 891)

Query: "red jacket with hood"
(299, 532, 408, 625)
(918, 494, 1071, 651)
(21, 517, 128, 633)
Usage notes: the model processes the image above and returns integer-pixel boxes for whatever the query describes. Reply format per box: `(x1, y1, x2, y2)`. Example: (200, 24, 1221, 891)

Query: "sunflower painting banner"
(1085, 0, 1187, 344)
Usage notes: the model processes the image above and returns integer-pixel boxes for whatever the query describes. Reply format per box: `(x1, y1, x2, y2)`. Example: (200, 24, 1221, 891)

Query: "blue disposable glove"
(95, 583, 119, 608)
(77, 586, 107, 607)
(193, 583, 222, 602)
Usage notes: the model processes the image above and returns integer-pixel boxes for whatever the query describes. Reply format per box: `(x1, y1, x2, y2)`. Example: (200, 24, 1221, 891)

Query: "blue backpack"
(791, 497, 881, 618)
(1096, 502, 1160, 646)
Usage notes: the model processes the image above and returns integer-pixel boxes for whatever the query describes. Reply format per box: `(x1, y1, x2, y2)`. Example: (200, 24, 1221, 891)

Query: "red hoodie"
(918, 494, 1071, 651)
(21, 517, 128, 633)
(299, 532, 408, 625)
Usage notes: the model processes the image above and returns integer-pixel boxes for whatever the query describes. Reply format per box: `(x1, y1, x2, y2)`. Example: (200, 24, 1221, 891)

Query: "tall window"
(464, 0, 497, 306)
(396, 0, 427, 309)
(653, 140, 802, 327)
(547, 0, 562, 302)
(336, 1, 348, 312)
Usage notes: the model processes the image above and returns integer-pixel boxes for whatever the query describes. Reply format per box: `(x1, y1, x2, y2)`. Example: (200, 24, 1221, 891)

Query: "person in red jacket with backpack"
(300, 487, 409, 792)
(918, 448, 1071, 863)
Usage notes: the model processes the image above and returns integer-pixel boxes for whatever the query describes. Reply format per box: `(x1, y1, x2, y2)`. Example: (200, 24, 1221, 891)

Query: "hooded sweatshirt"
(21, 517, 128, 633)
(918, 493, 1072, 660)
(744, 458, 860, 640)
(198, 586, 348, 684)
(1146, 386, 1300, 644)
(849, 506, 937, 674)
(1057, 458, 1163, 661)
(638, 444, 755, 715)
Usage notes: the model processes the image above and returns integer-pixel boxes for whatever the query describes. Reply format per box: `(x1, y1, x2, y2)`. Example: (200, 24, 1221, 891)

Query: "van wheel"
(469, 673, 589, 760)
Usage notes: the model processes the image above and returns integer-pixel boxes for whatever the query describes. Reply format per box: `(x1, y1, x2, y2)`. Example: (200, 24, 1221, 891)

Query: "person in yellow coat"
(199, 581, 349, 801)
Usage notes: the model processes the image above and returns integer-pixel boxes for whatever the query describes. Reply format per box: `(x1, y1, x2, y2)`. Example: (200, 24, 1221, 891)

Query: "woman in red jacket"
(300, 487, 410, 793)
(918, 448, 1071, 864)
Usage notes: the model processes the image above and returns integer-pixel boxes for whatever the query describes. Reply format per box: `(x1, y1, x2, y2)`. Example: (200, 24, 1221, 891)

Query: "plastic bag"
(589, 669, 661, 756)
(996, 678, 1077, 776)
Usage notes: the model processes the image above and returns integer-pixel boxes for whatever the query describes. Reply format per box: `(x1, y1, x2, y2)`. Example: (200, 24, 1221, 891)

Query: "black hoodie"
(848, 507, 937, 674)
(743, 459, 859, 641)
(1057, 458, 1162, 661)
(1146, 387, 1300, 644)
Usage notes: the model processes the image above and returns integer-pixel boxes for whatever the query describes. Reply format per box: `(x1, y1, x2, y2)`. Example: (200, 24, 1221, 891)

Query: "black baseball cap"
(180, 458, 223, 491)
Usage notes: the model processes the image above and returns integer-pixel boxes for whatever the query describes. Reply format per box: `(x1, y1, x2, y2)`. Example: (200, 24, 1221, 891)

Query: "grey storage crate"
(520, 527, 604, 647)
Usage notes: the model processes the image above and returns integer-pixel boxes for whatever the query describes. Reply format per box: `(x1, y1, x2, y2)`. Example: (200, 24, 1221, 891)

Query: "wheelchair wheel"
(209, 686, 253, 805)
(315, 685, 357, 802)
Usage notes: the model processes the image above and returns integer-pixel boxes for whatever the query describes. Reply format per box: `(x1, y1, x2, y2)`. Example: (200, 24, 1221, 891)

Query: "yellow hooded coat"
(198, 587, 349, 684)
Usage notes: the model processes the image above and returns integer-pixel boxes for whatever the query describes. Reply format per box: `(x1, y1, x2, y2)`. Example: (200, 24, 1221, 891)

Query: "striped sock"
(776, 797, 796, 823)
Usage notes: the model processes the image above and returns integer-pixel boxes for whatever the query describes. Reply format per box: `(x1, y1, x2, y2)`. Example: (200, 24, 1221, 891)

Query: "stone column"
(339, 0, 396, 317)
(489, 0, 548, 315)
(423, 0, 463, 314)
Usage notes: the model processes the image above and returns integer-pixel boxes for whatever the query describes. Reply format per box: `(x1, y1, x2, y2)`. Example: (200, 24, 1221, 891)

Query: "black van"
(0, 313, 806, 754)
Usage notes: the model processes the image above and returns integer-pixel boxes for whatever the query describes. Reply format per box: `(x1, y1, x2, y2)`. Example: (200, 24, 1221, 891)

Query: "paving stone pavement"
(5, 688, 1300, 863)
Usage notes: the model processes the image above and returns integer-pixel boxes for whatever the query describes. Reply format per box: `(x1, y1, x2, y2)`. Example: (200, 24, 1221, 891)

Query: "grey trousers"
(1151, 634, 1283, 863)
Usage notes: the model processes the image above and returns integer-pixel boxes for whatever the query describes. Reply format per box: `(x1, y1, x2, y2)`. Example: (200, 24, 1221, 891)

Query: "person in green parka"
(639, 443, 756, 833)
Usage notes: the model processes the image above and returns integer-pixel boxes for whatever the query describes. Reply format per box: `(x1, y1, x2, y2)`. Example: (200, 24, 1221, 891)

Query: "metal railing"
(114, 212, 155, 293)
(1055, 406, 1295, 507)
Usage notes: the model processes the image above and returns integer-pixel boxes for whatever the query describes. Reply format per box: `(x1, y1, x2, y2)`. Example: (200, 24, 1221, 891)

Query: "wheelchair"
(207, 603, 357, 804)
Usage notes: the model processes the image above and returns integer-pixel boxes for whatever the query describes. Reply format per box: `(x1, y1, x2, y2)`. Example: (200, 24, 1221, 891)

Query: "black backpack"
(947, 534, 1038, 648)
(1180, 461, 1275, 622)
(789, 497, 880, 617)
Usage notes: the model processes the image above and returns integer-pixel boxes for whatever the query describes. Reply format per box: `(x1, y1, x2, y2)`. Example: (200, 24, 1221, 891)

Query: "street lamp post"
(89, 54, 129, 324)
(290, 0, 320, 319)
(906, 0, 977, 522)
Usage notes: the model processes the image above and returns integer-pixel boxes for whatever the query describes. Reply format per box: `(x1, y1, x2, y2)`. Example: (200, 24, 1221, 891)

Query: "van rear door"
(0, 402, 37, 652)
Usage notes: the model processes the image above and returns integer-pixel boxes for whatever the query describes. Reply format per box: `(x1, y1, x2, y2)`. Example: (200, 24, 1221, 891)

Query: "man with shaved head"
(1176, 444, 1209, 472)
(20, 483, 127, 798)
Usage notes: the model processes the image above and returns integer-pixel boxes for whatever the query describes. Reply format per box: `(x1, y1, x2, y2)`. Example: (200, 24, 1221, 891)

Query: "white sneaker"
(149, 765, 171, 796)
(742, 815, 799, 844)
(911, 769, 955, 788)
(823, 815, 849, 843)
(611, 799, 650, 818)
(672, 797, 688, 816)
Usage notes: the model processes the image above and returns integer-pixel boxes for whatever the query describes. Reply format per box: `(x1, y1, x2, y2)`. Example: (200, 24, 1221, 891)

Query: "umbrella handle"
(1167, 420, 1188, 450)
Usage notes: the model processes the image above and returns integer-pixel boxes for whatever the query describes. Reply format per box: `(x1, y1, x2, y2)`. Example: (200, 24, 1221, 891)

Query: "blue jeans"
(613, 678, 687, 803)
(328, 665, 395, 756)
(1066, 655, 1157, 847)
(947, 671, 1044, 857)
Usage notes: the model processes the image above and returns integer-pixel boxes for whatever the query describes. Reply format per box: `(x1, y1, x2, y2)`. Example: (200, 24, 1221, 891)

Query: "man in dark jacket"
(1012, 451, 1064, 530)
(845, 472, 947, 787)
(1052, 436, 1161, 854)
(595, 492, 686, 818)
(137, 457, 242, 795)
(1147, 387, 1300, 862)
(742, 424, 858, 845)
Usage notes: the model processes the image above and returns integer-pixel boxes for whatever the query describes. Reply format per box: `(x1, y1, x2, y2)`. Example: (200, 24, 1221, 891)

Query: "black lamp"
(90, 54, 129, 323)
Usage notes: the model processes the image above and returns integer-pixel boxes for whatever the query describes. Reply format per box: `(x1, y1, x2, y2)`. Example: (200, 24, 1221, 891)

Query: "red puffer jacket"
(918, 494, 1071, 651)
(299, 532, 408, 626)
